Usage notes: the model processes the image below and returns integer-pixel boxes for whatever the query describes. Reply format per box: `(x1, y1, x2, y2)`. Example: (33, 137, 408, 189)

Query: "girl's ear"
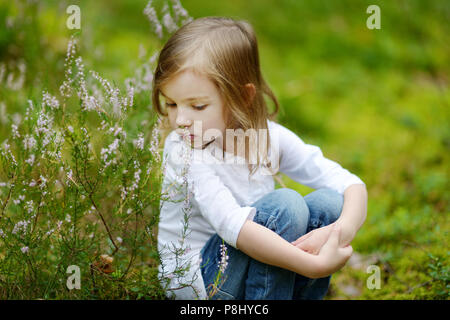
(244, 83, 256, 105)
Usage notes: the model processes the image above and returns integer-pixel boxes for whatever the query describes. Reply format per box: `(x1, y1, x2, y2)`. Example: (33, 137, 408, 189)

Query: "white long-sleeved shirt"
(157, 120, 365, 299)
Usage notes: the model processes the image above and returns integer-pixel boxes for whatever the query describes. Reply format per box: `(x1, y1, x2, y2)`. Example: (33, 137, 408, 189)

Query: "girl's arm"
(293, 184, 368, 253)
(236, 220, 353, 279)
(335, 184, 368, 246)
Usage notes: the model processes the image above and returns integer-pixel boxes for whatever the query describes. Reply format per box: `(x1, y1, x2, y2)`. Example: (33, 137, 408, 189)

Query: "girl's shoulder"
(267, 119, 299, 144)
(267, 119, 289, 135)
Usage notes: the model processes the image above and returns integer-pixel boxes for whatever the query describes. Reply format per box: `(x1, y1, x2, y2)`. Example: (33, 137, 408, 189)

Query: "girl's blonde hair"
(152, 16, 279, 176)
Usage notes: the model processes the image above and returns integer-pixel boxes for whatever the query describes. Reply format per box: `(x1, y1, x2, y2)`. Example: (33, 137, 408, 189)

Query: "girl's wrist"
(300, 254, 327, 279)
(334, 218, 356, 246)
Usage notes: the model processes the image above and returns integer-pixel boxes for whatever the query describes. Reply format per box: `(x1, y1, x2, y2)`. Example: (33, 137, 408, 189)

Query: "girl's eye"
(165, 102, 207, 110)
(193, 105, 207, 110)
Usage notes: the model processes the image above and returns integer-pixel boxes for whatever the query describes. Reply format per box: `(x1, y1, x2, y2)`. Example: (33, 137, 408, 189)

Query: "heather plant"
(0, 0, 229, 300)
(0, 35, 166, 299)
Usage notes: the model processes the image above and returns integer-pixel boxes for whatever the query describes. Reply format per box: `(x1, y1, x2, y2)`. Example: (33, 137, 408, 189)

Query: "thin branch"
(0, 175, 15, 222)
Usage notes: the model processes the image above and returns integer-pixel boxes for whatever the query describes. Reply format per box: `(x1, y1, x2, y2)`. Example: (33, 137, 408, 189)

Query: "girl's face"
(161, 69, 228, 149)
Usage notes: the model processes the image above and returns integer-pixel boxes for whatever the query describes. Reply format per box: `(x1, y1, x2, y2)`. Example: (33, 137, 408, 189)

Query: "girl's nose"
(175, 113, 192, 128)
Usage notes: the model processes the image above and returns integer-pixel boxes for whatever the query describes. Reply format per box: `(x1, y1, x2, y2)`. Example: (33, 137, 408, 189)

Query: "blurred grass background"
(1, 0, 449, 299)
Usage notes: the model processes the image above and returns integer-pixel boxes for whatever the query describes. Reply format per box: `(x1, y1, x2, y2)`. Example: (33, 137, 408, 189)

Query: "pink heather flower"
(125, 86, 134, 107)
(149, 119, 161, 162)
(90, 70, 127, 116)
(24, 200, 34, 215)
(12, 220, 30, 235)
(39, 175, 47, 190)
(6, 61, 26, 91)
(144, 1, 163, 39)
(170, 0, 192, 25)
(67, 169, 74, 181)
(11, 124, 20, 139)
(35, 111, 53, 135)
(1, 141, 17, 166)
(101, 138, 120, 168)
(42, 91, 60, 109)
(13, 194, 25, 205)
(25, 154, 35, 166)
(60, 37, 77, 97)
(23, 134, 36, 151)
(162, 3, 178, 33)
(130, 165, 142, 193)
(219, 243, 229, 274)
(133, 133, 144, 150)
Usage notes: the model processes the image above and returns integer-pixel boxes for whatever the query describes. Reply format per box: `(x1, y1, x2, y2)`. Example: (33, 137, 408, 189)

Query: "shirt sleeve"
(188, 150, 256, 249)
(271, 121, 365, 195)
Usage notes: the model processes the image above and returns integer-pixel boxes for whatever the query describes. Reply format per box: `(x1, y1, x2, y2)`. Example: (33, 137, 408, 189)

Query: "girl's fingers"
(295, 241, 310, 251)
(339, 244, 353, 258)
(295, 245, 310, 253)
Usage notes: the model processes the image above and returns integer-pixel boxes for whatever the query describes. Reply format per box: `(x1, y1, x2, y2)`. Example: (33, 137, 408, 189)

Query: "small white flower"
(11, 124, 20, 139)
(25, 154, 35, 166)
(23, 135, 36, 151)
(39, 175, 47, 189)
(67, 169, 73, 181)
(133, 133, 144, 150)
(21, 246, 29, 254)
(13, 194, 25, 205)
(42, 91, 60, 109)
(218, 243, 229, 274)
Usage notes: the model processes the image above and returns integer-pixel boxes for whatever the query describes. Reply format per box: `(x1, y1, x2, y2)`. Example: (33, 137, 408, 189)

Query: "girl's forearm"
(236, 220, 323, 278)
(335, 184, 368, 246)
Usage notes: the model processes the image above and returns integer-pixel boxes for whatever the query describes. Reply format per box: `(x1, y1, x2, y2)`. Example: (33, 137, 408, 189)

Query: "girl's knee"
(253, 188, 309, 241)
(304, 188, 344, 225)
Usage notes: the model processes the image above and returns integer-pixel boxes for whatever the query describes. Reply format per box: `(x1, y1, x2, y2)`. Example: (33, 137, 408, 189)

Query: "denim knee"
(252, 188, 310, 243)
(304, 188, 344, 228)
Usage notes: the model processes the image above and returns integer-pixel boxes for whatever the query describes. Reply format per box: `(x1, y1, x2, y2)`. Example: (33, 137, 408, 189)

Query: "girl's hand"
(291, 223, 336, 255)
(315, 224, 353, 278)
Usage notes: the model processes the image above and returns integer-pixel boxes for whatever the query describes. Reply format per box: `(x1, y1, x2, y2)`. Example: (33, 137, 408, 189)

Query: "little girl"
(153, 16, 367, 300)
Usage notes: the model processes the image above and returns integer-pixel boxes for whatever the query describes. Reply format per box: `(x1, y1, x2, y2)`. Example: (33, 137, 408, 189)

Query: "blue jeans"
(200, 188, 344, 300)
